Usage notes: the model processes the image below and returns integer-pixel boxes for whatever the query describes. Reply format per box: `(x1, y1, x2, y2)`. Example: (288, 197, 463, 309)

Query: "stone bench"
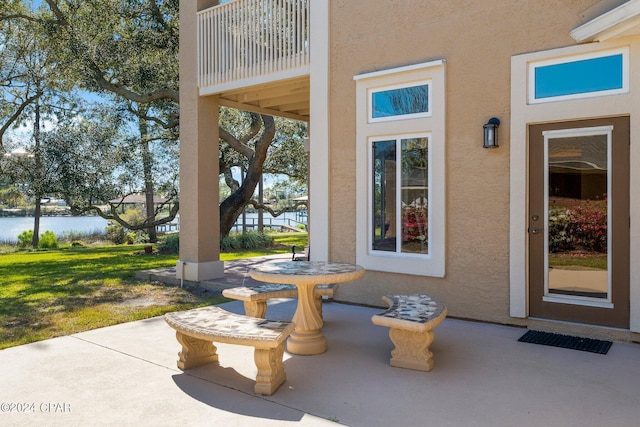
(371, 294, 447, 372)
(291, 245, 309, 261)
(164, 306, 295, 395)
(222, 284, 335, 318)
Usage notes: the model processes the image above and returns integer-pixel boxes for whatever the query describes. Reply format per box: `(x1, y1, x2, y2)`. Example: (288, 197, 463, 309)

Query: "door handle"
(530, 228, 543, 234)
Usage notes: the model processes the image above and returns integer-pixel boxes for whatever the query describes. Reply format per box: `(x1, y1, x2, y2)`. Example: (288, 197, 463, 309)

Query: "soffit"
(571, 0, 640, 42)
(217, 76, 310, 122)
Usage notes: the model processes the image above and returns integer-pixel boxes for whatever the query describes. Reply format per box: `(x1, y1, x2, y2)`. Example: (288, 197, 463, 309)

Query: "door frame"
(509, 40, 640, 332)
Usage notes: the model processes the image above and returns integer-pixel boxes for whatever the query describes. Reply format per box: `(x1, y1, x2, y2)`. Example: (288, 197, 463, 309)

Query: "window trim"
(527, 47, 629, 104)
(368, 133, 432, 257)
(354, 59, 446, 277)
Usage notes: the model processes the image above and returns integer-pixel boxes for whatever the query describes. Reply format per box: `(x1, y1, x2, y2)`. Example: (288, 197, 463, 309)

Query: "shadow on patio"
(1, 275, 639, 426)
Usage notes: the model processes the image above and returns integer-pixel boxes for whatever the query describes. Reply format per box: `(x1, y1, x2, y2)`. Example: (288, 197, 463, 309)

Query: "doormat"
(518, 330, 612, 354)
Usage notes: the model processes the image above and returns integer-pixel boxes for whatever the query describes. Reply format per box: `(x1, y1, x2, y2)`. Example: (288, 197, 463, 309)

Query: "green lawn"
(0, 232, 308, 349)
(548, 252, 607, 271)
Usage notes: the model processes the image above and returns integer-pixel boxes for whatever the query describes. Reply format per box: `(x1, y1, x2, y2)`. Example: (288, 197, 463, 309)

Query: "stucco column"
(308, 0, 330, 261)
(177, 0, 223, 281)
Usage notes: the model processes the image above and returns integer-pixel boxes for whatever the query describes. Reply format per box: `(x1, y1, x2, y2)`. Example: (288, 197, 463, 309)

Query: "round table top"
(249, 261, 365, 286)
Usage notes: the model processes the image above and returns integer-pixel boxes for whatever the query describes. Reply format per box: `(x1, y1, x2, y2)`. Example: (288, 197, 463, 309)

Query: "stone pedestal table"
(249, 261, 365, 355)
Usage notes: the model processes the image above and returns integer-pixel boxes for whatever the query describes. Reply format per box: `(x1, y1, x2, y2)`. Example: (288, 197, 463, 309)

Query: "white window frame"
(354, 59, 446, 277)
(368, 80, 432, 123)
(368, 133, 432, 257)
(528, 47, 629, 104)
(542, 126, 614, 309)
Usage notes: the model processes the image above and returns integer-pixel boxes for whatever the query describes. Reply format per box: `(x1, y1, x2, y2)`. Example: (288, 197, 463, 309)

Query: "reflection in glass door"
(544, 129, 610, 302)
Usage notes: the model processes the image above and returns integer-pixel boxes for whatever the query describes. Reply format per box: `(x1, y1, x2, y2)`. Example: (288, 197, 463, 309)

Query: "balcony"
(198, 0, 310, 121)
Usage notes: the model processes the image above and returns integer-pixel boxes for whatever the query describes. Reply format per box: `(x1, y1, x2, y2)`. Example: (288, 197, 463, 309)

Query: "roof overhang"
(215, 76, 310, 122)
(571, 0, 640, 42)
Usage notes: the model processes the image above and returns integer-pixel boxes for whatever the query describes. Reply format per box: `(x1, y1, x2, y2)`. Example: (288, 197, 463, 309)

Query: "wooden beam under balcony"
(216, 75, 310, 122)
(226, 80, 309, 103)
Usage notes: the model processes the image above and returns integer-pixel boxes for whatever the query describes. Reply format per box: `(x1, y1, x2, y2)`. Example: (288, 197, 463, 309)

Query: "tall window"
(372, 136, 429, 255)
(355, 59, 445, 277)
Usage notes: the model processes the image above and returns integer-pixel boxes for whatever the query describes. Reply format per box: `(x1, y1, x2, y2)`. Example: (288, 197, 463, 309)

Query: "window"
(528, 48, 628, 104)
(372, 135, 430, 255)
(354, 60, 445, 277)
(369, 82, 431, 122)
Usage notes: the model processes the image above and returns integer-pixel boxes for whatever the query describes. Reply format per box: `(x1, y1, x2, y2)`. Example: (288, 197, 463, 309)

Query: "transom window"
(369, 81, 431, 122)
(371, 135, 430, 255)
(528, 48, 628, 104)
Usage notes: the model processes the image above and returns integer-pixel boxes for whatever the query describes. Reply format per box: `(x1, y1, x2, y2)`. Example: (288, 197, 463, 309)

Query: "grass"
(222, 231, 307, 258)
(0, 232, 308, 349)
(548, 251, 607, 271)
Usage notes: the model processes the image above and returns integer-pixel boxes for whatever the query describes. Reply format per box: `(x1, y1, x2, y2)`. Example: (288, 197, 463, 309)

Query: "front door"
(529, 117, 629, 328)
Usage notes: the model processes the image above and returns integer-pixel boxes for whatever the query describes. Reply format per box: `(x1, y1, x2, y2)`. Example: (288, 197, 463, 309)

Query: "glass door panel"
(545, 132, 609, 301)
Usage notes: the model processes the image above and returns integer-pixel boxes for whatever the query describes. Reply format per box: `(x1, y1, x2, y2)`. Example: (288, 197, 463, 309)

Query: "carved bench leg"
(175, 331, 218, 370)
(387, 328, 435, 372)
(314, 296, 323, 319)
(244, 301, 267, 318)
(253, 345, 286, 395)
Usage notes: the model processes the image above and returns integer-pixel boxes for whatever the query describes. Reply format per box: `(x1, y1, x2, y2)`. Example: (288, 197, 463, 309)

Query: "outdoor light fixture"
(483, 117, 500, 148)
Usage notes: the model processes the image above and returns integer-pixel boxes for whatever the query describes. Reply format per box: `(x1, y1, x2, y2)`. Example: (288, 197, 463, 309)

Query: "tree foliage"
(218, 108, 308, 235)
(0, 0, 181, 241)
(2, 0, 308, 240)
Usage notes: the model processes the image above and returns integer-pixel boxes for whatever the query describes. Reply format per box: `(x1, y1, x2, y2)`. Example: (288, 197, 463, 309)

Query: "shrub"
(106, 222, 127, 244)
(548, 208, 573, 253)
(61, 229, 106, 244)
(71, 240, 84, 247)
(158, 233, 179, 254)
(567, 203, 607, 253)
(401, 205, 428, 242)
(17, 230, 34, 248)
(106, 208, 150, 244)
(548, 202, 608, 254)
(220, 231, 274, 251)
(39, 231, 58, 249)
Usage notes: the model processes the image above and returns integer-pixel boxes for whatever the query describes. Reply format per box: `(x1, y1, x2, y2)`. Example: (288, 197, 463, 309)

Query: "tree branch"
(223, 169, 240, 192)
(43, 0, 179, 103)
(127, 103, 179, 129)
(247, 199, 307, 217)
(148, 0, 167, 28)
(0, 92, 41, 148)
(219, 127, 254, 158)
(0, 13, 44, 23)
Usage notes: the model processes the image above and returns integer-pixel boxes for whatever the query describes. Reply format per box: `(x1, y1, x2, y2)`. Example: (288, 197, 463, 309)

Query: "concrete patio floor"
(2, 257, 640, 426)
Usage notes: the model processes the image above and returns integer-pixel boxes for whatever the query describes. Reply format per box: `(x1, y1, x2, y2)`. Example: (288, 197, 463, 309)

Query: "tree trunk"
(32, 198, 41, 248)
(139, 114, 158, 243)
(32, 101, 42, 248)
(258, 175, 264, 232)
(219, 115, 276, 237)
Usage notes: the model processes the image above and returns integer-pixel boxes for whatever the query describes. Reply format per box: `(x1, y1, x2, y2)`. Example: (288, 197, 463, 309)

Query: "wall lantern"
(483, 117, 500, 148)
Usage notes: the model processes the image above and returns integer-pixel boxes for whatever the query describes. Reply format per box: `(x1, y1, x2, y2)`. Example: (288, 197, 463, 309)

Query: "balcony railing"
(198, 0, 310, 90)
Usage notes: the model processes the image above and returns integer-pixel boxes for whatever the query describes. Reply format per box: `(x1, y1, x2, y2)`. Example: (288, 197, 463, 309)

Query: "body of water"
(232, 210, 307, 231)
(0, 210, 307, 243)
(0, 216, 110, 243)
